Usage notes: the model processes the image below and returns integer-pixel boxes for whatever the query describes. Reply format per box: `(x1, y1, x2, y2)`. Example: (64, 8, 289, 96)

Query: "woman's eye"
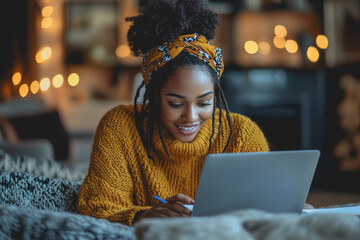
(168, 102, 182, 108)
(198, 101, 212, 107)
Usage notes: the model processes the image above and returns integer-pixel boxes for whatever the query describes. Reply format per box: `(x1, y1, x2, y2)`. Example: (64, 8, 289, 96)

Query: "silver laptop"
(190, 150, 320, 216)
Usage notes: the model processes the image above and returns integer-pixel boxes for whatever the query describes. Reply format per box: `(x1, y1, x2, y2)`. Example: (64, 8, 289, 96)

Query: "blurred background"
(0, 0, 360, 206)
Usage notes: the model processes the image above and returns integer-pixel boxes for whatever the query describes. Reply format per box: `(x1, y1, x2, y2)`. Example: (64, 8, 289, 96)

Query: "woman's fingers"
(165, 193, 195, 204)
(159, 202, 192, 216)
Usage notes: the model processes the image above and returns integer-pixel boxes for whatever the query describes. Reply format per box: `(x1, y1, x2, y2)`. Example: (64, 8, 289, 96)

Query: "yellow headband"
(141, 33, 224, 85)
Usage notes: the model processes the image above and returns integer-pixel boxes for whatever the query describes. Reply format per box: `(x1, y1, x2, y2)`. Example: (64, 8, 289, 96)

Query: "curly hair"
(126, 0, 233, 159)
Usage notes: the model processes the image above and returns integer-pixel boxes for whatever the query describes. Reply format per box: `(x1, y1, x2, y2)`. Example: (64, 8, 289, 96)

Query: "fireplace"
(222, 68, 326, 152)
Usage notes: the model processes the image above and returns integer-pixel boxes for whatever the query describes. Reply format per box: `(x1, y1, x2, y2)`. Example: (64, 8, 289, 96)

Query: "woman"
(77, 0, 269, 226)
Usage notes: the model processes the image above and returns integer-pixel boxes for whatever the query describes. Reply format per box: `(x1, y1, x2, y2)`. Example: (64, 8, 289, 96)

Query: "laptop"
(189, 150, 320, 216)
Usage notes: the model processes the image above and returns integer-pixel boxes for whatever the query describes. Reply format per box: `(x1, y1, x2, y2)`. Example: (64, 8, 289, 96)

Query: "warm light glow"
(116, 45, 131, 58)
(52, 74, 64, 88)
(40, 78, 51, 91)
(258, 41, 271, 55)
(19, 84, 29, 98)
(12, 72, 22, 85)
(244, 41, 258, 54)
(285, 40, 298, 53)
(316, 35, 329, 49)
(273, 36, 286, 49)
(42, 6, 53, 17)
(68, 73, 80, 87)
(41, 17, 53, 29)
(35, 47, 52, 63)
(307, 46, 320, 63)
(30, 81, 40, 94)
(274, 25, 287, 38)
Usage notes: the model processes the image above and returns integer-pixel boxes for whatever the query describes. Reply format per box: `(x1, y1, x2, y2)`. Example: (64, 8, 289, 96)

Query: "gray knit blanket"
(0, 204, 135, 240)
(0, 151, 135, 240)
(135, 209, 360, 240)
(0, 149, 85, 183)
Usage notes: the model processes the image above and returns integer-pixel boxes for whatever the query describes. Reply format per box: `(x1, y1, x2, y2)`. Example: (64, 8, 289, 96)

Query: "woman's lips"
(176, 124, 200, 136)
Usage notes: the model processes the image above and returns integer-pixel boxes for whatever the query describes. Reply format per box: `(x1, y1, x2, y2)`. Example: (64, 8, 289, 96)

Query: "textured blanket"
(0, 149, 85, 183)
(0, 204, 135, 240)
(135, 209, 360, 240)
(0, 171, 80, 212)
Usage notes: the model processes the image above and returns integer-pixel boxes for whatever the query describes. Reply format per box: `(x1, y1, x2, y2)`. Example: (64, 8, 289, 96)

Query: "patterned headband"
(141, 33, 224, 85)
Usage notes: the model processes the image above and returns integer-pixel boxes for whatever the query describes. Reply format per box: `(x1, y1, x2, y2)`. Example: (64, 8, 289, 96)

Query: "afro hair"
(126, 0, 219, 56)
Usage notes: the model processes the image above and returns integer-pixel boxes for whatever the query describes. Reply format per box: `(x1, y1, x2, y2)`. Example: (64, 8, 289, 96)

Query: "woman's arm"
(77, 110, 150, 226)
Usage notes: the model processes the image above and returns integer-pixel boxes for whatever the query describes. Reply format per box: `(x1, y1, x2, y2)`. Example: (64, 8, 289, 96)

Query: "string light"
(316, 35, 329, 49)
(12, 72, 22, 85)
(258, 41, 271, 55)
(42, 6, 53, 17)
(30, 81, 40, 94)
(35, 47, 52, 63)
(273, 36, 286, 49)
(274, 25, 287, 38)
(244, 41, 258, 54)
(52, 74, 64, 88)
(307, 46, 319, 63)
(285, 40, 298, 53)
(41, 17, 53, 29)
(40, 78, 51, 91)
(19, 84, 29, 98)
(116, 45, 131, 58)
(68, 73, 80, 87)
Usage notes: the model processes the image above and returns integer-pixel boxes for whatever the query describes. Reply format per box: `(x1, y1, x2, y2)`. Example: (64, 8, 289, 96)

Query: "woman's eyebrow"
(197, 91, 214, 99)
(165, 93, 185, 99)
(165, 91, 214, 99)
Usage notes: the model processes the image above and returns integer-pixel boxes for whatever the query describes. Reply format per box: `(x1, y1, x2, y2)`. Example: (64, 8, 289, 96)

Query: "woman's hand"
(304, 202, 314, 209)
(137, 193, 194, 221)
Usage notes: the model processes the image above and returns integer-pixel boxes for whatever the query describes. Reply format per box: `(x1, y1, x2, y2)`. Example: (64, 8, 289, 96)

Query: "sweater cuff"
(107, 206, 151, 226)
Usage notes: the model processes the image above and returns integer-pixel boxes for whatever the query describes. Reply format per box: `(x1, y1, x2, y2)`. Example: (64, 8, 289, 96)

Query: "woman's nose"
(183, 105, 197, 122)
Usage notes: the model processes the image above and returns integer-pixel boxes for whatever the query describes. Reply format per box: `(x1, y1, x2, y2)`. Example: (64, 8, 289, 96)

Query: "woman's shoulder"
(97, 104, 137, 131)
(101, 104, 135, 122)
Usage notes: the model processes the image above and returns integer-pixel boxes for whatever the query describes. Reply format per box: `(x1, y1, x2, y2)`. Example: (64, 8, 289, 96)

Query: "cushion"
(8, 110, 70, 161)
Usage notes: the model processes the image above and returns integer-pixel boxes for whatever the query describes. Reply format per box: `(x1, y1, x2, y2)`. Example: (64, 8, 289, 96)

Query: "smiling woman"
(77, 0, 269, 226)
(160, 66, 214, 143)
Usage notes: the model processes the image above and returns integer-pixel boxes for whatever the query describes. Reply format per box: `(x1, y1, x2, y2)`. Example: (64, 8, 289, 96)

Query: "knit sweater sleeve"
(77, 106, 151, 226)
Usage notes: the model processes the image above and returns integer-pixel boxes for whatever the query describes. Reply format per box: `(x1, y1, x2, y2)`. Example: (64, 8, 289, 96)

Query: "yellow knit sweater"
(77, 105, 269, 226)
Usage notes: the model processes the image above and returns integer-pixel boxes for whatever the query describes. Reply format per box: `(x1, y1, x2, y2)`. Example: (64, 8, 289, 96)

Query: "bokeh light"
(273, 36, 286, 49)
(307, 46, 320, 63)
(42, 6, 53, 17)
(40, 78, 51, 91)
(116, 45, 131, 58)
(41, 17, 53, 29)
(274, 25, 287, 38)
(316, 35, 329, 49)
(52, 74, 64, 88)
(30, 81, 40, 94)
(12, 72, 22, 85)
(35, 47, 52, 63)
(258, 41, 271, 55)
(244, 41, 258, 54)
(68, 73, 80, 87)
(285, 40, 298, 53)
(19, 84, 29, 98)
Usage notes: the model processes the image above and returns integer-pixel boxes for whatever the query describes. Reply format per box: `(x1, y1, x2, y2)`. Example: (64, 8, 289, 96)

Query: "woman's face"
(160, 66, 215, 142)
